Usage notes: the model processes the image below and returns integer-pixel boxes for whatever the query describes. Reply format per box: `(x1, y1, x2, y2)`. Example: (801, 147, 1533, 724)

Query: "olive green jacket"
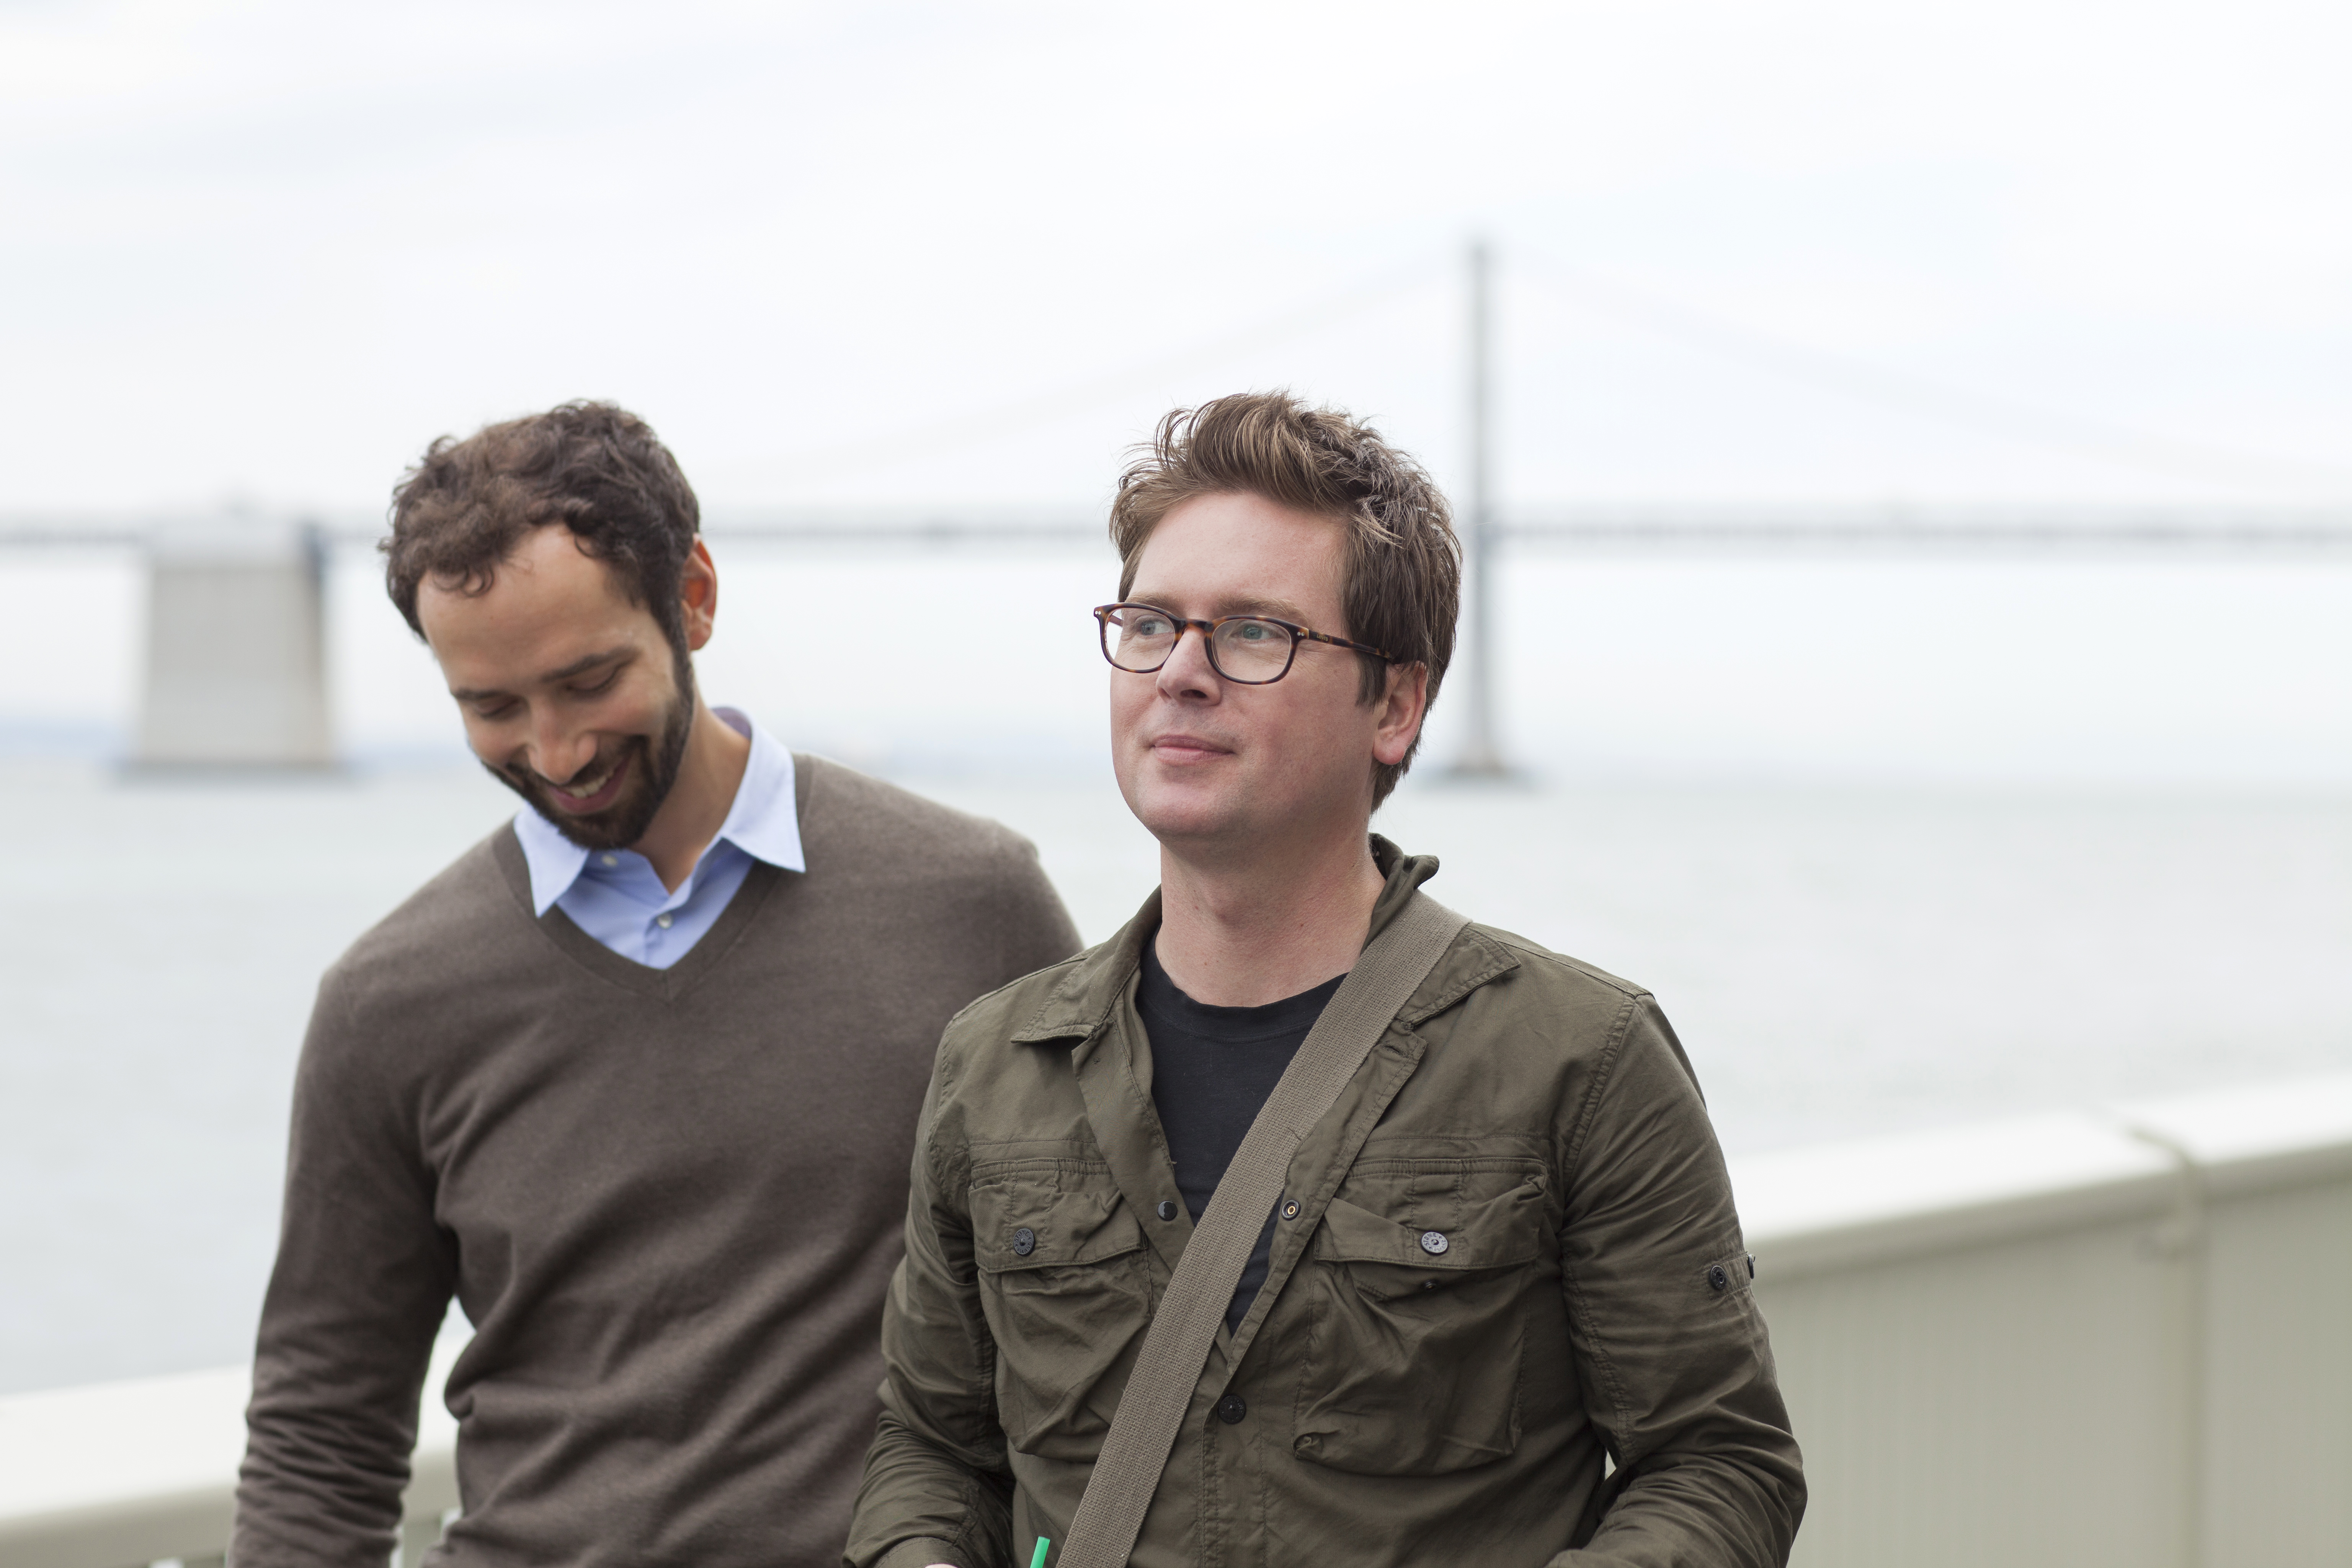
(847, 844, 1803, 1568)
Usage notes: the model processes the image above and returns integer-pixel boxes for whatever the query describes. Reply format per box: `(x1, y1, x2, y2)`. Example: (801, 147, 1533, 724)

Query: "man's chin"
(1123, 778, 1251, 849)
(537, 801, 639, 852)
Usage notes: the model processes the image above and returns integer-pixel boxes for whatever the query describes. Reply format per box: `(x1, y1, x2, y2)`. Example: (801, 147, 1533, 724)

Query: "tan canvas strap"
(1054, 892, 1471, 1568)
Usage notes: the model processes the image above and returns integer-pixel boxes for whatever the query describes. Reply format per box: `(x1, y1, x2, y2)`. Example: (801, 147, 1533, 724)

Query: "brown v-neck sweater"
(232, 756, 1080, 1568)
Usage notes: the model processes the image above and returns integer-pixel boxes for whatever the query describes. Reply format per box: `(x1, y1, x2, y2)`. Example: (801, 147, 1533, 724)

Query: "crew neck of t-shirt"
(1135, 938, 1346, 1036)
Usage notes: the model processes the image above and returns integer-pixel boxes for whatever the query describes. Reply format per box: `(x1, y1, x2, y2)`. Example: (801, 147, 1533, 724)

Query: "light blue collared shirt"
(510, 707, 805, 969)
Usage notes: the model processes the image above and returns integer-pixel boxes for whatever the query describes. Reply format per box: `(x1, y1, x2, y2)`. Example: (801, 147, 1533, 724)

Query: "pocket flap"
(972, 1174, 1148, 1273)
(1311, 1183, 1543, 1271)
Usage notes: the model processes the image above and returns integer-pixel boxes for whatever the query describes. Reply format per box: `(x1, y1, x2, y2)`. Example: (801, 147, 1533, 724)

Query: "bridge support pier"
(133, 523, 335, 770)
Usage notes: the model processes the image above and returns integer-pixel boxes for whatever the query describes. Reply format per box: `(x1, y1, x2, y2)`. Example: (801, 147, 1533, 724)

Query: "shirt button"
(1418, 1230, 1449, 1256)
(655, 913, 674, 929)
(1012, 1227, 1036, 1256)
(1215, 1393, 1247, 1425)
(1155, 1201, 1178, 1222)
(599, 853, 619, 867)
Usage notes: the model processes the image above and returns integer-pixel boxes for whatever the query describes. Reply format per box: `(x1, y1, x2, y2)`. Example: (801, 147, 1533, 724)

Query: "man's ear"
(1372, 662, 1429, 767)
(680, 540, 720, 652)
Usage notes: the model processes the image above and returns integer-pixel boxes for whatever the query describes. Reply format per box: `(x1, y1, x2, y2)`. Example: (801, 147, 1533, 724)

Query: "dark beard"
(486, 655, 698, 853)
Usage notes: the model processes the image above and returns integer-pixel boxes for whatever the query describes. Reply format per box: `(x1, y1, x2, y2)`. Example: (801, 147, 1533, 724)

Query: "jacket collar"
(1010, 834, 1481, 1048)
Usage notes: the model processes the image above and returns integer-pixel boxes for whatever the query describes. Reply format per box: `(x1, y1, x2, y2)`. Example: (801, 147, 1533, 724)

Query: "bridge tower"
(134, 518, 335, 769)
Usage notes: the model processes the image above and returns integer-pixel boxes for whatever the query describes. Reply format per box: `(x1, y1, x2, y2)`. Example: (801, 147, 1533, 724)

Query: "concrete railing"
(0, 1338, 460, 1568)
(1744, 1071, 2352, 1568)
(4, 1071, 2347, 1568)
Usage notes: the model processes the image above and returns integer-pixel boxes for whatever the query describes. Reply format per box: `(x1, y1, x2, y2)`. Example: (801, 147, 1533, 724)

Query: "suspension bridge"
(3, 243, 2347, 770)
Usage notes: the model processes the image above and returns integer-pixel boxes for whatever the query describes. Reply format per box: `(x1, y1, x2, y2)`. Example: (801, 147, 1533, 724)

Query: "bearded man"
(231, 402, 1079, 1568)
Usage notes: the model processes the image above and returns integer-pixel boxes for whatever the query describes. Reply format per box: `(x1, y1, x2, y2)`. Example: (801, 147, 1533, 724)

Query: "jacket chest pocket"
(1290, 1163, 1547, 1477)
(970, 1160, 1153, 1460)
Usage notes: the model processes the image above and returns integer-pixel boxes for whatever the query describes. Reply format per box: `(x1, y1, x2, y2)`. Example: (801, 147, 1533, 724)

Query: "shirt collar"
(510, 706, 805, 916)
(708, 707, 807, 874)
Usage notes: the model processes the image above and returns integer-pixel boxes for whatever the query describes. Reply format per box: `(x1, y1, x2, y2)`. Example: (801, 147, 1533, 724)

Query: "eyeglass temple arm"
(1298, 627, 1398, 662)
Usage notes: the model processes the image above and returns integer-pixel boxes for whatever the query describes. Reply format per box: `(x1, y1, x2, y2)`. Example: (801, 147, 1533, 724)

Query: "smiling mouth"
(542, 750, 632, 813)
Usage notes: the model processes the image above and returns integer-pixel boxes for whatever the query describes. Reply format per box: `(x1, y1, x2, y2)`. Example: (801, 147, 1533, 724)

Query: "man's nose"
(1155, 622, 1221, 699)
(527, 712, 599, 783)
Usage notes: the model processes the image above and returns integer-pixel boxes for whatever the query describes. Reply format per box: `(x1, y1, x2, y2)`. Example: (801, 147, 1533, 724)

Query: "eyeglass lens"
(1104, 606, 1295, 683)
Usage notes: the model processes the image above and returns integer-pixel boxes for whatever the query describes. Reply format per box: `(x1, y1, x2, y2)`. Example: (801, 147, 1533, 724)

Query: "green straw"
(1029, 1540, 1051, 1568)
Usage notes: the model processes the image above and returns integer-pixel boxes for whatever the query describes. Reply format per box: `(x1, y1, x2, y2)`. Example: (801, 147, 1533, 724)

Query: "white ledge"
(7, 1072, 2352, 1563)
(1731, 1070, 2352, 1281)
(0, 1343, 459, 1568)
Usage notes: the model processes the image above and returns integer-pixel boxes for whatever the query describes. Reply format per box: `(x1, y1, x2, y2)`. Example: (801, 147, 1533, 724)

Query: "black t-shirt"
(1138, 936, 1346, 1334)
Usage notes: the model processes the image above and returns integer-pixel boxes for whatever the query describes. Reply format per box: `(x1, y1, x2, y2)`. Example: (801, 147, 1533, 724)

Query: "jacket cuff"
(878, 1537, 965, 1568)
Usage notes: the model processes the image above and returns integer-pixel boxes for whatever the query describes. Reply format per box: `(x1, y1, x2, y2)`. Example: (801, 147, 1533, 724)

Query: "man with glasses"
(848, 392, 1804, 1568)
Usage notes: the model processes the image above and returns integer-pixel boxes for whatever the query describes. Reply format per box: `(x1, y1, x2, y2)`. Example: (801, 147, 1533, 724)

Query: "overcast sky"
(5, 0, 2350, 516)
(4, 0, 2348, 781)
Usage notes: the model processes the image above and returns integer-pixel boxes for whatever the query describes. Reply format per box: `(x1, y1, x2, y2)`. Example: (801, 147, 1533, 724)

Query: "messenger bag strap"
(1055, 890, 1472, 1568)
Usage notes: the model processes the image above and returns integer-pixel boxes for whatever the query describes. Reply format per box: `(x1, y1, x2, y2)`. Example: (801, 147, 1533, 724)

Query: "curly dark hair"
(384, 401, 701, 658)
(1109, 391, 1462, 806)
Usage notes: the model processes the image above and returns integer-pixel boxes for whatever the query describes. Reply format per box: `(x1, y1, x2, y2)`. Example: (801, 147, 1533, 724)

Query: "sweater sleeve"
(846, 1050, 1015, 1568)
(1552, 998, 1807, 1567)
(232, 970, 458, 1568)
(987, 831, 1083, 987)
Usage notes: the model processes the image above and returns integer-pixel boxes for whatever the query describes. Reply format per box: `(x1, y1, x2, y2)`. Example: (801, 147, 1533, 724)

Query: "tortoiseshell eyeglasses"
(1092, 603, 1396, 686)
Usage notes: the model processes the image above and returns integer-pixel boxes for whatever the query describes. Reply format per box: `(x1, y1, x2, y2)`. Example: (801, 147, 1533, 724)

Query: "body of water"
(3, 758, 2347, 1394)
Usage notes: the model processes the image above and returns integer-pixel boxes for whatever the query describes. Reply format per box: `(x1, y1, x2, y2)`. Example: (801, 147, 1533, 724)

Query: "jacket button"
(1156, 1201, 1178, 1222)
(1280, 1199, 1301, 1221)
(1012, 1227, 1036, 1257)
(1216, 1393, 1247, 1425)
(1707, 1263, 1729, 1291)
(1418, 1230, 1449, 1256)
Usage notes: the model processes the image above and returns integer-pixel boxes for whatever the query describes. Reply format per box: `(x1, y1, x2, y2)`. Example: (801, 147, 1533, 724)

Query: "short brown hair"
(1109, 392, 1461, 806)
(384, 402, 701, 656)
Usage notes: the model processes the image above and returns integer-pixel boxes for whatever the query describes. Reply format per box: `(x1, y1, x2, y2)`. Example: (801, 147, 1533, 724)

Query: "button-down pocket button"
(1216, 1393, 1247, 1424)
(1012, 1227, 1036, 1257)
(1156, 1201, 1178, 1222)
(1707, 1263, 1730, 1291)
(1281, 1199, 1301, 1221)
(1418, 1230, 1449, 1256)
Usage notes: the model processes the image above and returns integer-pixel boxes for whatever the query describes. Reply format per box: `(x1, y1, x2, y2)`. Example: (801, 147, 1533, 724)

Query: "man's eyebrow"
(448, 645, 635, 702)
(1128, 592, 1315, 623)
(1220, 595, 1312, 623)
